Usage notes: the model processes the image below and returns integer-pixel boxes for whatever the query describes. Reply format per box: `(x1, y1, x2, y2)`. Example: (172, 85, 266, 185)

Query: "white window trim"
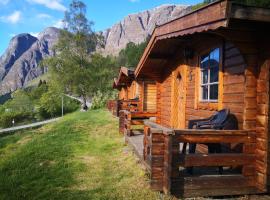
(199, 48, 220, 102)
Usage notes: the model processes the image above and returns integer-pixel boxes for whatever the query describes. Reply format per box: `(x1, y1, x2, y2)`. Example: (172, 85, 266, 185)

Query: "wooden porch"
(119, 109, 156, 135)
(124, 120, 265, 198)
(106, 99, 142, 117)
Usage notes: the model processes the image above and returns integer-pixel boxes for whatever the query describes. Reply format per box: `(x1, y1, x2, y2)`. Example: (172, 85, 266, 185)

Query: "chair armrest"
(196, 120, 212, 127)
(188, 117, 212, 129)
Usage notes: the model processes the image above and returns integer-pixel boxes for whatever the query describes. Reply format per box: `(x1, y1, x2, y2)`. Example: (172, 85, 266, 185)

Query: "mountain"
(0, 27, 60, 94)
(0, 4, 191, 94)
(100, 4, 191, 55)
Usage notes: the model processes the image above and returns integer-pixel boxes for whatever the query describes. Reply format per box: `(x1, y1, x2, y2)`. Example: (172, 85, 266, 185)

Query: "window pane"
(210, 84, 218, 100)
(201, 85, 208, 100)
(200, 54, 209, 69)
(210, 48, 219, 66)
(201, 70, 208, 84)
(210, 67, 219, 83)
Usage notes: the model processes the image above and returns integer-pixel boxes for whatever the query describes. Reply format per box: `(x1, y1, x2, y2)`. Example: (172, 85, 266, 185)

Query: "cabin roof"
(134, 0, 270, 77)
(113, 67, 135, 89)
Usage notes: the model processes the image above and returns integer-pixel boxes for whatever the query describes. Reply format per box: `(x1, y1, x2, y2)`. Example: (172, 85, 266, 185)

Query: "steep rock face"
(0, 27, 60, 94)
(101, 4, 191, 55)
(0, 34, 37, 80)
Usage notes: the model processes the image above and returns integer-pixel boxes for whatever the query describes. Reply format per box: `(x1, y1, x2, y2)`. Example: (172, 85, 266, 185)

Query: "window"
(200, 48, 220, 101)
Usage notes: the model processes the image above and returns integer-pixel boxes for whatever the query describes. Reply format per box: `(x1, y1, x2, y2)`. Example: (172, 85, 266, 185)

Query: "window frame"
(199, 47, 221, 103)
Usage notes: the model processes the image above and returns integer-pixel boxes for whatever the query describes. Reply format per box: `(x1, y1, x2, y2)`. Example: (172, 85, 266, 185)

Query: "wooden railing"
(143, 121, 261, 198)
(106, 100, 119, 116)
(119, 99, 141, 112)
(107, 99, 141, 117)
(119, 110, 157, 136)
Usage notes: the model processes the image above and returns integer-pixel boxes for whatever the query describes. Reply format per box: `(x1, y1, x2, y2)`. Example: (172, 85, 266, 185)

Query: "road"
(64, 94, 92, 108)
(0, 118, 61, 134)
(0, 94, 91, 134)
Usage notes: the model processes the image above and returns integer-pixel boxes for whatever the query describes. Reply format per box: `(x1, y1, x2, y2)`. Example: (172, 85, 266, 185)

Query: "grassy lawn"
(0, 109, 170, 200)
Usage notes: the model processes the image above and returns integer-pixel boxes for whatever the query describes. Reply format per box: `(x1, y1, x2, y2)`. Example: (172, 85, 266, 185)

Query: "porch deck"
(124, 120, 265, 198)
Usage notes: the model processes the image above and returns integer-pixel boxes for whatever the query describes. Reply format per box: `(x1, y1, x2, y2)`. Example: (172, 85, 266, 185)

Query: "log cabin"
(109, 66, 158, 134)
(113, 67, 135, 101)
(130, 0, 270, 198)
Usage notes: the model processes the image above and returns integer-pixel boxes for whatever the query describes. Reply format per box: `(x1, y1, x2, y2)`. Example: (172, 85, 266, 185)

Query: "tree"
(89, 54, 118, 93)
(44, 0, 102, 110)
(118, 41, 148, 69)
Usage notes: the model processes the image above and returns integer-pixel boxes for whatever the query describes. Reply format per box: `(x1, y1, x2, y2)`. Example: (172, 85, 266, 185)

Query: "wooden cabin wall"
(157, 40, 246, 129)
(159, 69, 173, 127)
(119, 87, 127, 100)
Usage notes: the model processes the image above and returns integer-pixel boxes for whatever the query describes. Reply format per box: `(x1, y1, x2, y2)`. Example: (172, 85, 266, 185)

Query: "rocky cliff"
(100, 4, 191, 55)
(0, 27, 60, 94)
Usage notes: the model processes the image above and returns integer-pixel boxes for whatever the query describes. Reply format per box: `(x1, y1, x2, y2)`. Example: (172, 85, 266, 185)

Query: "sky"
(0, 0, 202, 56)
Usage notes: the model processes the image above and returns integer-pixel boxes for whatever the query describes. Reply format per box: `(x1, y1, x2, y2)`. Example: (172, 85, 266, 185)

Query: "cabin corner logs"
(109, 0, 270, 197)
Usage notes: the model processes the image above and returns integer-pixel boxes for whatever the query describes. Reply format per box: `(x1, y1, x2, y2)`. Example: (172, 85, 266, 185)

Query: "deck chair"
(184, 109, 238, 174)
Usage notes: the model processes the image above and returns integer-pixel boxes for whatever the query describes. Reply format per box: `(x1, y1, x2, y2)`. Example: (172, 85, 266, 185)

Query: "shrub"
(0, 111, 34, 128)
(91, 91, 117, 110)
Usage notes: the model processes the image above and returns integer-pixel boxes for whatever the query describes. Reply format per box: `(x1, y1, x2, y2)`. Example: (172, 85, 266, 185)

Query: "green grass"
(0, 109, 171, 200)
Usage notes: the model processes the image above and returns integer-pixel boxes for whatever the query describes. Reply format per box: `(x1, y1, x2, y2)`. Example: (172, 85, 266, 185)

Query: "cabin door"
(143, 80, 157, 112)
(172, 65, 187, 129)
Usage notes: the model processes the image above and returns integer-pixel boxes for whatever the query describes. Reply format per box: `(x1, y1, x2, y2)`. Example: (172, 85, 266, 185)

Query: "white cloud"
(27, 0, 66, 12)
(30, 32, 39, 37)
(37, 13, 52, 19)
(53, 19, 64, 28)
(1, 11, 22, 24)
(0, 0, 9, 5)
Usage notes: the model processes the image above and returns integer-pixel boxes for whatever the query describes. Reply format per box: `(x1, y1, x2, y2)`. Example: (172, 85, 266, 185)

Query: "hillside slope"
(0, 110, 168, 199)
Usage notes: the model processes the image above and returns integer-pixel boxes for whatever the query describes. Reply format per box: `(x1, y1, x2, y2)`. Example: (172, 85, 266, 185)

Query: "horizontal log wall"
(158, 39, 246, 130)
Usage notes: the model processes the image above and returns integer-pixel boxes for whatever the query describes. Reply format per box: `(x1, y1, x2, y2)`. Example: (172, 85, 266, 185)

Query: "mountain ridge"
(0, 4, 191, 94)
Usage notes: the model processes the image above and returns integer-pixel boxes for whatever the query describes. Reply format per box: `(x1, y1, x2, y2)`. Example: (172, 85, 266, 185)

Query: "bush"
(91, 91, 117, 110)
(38, 89, 80, 119)
(0, 111, 34, 128)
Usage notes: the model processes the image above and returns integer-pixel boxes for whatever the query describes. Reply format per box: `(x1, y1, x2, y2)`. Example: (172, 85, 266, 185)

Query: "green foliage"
(5, 90, 34, 113)
(0, 82, 79, 127)
(0, 111, 33, 128)
(38, 83, 79, 119)
(118, 41, 148, 68)
(91, 91, 117, 109)
(89, 54, 118, 93)
(43, 0, 104, 109)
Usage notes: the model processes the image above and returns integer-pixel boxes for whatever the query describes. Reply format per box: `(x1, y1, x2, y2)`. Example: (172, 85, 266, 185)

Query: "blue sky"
(0, 0, 201, 55)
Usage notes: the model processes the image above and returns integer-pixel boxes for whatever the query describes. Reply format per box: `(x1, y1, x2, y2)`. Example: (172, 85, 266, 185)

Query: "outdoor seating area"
(143, 121, 257, 197)
(108, 0, 270, 198)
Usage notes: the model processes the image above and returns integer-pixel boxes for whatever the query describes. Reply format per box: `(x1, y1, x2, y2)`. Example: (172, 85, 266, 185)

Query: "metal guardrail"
(0, 118, 61, 134)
